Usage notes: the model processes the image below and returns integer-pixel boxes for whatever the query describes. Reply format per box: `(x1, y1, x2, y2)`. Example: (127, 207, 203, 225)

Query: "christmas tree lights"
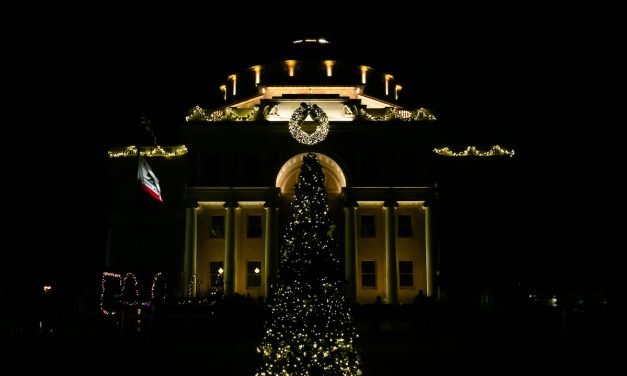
(256, 153, 362, 375)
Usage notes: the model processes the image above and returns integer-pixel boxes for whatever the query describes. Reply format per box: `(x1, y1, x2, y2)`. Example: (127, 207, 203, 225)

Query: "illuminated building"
(107, 39, 514, 304)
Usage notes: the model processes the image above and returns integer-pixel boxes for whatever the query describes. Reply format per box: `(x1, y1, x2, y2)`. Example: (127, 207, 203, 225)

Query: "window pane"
(247, 261, 262, 287)
(362, 274, 376, 287)
(210, 216, 225, 238)
(398, 215, 412, 237)
(361, 260, 376, 288)
(247, 275, 262, 287)
(399, 261, 413, 287)
(247, 215, 263, 238)
(399, 274, 414, 287)
(360, 215, 376, 238)
(209, 261, 224, 288)
(362, 260, 375, 273)
(399, 261, 413, 273)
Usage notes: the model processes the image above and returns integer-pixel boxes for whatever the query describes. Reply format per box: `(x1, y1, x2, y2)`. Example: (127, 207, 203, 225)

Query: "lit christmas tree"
(257, 153, 362, 376)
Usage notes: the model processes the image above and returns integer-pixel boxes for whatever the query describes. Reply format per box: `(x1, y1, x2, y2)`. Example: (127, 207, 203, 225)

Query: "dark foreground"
(3, 299, 615, 374)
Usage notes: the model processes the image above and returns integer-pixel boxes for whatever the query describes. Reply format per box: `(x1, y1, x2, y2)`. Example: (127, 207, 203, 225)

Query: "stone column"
(224, 201, 238, 296)
(264, 202, 279, 298)
(343, 204, 358, 304)
(424, 204, 435, 298)
(183, 204, 199, 297)
(384, 200, 399, 304)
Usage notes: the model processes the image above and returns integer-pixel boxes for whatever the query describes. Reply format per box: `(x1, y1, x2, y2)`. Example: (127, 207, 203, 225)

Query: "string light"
(151, 272, 167, 301)
(395, 107, 437, 121)
(185, 105, 259, 122)
(108, 145, 188, 158)
(121, 273, 140, 306)
(256, 153, 362, 375)
(288, 103, 330, 145)
(360, 107, 437, 121)
(359, 108, 395, 121)
(100, 272, 122, 316)
(434, 145, 515, 158)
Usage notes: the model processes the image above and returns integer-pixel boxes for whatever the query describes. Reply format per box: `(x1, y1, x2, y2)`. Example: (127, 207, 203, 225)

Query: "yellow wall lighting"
(385, 74, 394, 96)
(286, 60, 297, 77)
(324, 60, 335, 77)
(253, 66, 261, 85)
(361, 66, 369, 84)
(229, 74, 237, 96)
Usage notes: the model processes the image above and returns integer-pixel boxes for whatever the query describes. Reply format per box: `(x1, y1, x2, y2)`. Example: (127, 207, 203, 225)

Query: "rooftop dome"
(185, 38, 436, 127)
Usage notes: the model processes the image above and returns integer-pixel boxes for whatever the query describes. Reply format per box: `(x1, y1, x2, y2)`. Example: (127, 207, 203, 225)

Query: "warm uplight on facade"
(395, 84, 402, 100)
(361, 66, 369, 84)
(219, 85, 226, 100)
(324, 60, 335, 77)
(286, 60, 296, 77)
(229, 75, 237, 96)
(253, 66, 261, 85)
(385, 74, 394, 96)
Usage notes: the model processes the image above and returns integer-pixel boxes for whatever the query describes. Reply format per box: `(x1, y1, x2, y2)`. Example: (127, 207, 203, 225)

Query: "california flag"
(138, 155, 163, 203)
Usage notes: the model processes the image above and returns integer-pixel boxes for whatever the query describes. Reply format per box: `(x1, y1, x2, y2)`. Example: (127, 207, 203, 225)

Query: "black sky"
(8, 11, 614, 296)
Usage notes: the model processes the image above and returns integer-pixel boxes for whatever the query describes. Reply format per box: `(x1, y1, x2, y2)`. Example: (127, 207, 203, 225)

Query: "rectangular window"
(399, 261, 414, 287)
(209, 262, 224, 288)
(361, 260, 376, 288)
(210, 216, 224, 238)
(247, 261, 262, 288)
(398, 215, 413, 237)
(247, 215, 262, 238)
(360, 215, 376, 238)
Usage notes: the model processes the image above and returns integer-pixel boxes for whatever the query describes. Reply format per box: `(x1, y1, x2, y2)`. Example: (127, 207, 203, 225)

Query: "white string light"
(288, 103, 329, 145)
(434, 145, 515, 158)
(108, 145, 188, 158)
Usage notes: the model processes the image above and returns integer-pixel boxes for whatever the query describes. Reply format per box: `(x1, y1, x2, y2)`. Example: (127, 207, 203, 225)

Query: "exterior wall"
(397, 202, 427, 304)
(355, 202, 386, 304)
(235, 203, 266, 298)
(355, 201, 427, 304)
(197, 202, 226, 296)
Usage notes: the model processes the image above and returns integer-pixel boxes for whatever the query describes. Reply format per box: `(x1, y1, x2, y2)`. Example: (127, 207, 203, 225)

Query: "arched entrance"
(275, 153, 347, 194)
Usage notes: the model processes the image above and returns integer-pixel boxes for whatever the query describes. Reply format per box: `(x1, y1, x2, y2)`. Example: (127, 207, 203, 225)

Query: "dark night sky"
(7, 11, 615, 297)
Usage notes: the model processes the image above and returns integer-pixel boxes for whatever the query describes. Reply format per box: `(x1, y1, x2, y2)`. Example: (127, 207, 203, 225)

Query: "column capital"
(343, 200, 359, 208)
(186, 200, 199, 208)
(383, 200, 399, 208)
(223, 200, 239, 208)
(341, 187, 358, 208)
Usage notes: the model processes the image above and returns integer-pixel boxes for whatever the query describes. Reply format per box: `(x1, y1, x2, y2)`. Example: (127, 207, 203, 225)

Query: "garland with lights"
(256, 153, 362, 375)
(359, 107, 395, 121)
(263, 104, 279, 119)
(185, 105, 259, 122)
(434, 145, 515, 158)
(288, 103, 330, 145)
(108, 145, 188, 158)
(396, 107, 437, 121)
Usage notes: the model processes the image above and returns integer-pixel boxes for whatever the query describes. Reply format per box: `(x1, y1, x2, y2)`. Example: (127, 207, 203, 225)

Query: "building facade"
(107, 39, 513, 305)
